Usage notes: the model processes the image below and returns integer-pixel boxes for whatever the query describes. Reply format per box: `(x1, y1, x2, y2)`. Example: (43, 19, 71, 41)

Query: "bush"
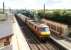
(44, 10, 71, 25)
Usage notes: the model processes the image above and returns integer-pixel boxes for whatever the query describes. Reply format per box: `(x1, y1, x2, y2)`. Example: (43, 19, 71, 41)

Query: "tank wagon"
(16, 13, 51, 39)
(41, 19, 69, 38)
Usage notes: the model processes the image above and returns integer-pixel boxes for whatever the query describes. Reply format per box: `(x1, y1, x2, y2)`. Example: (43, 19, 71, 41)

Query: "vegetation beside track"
(37, 9, 71, 25)
(16, 9, 71, 25)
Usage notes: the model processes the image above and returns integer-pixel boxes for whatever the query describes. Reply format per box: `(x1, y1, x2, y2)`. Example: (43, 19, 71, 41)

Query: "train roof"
(19, 14, 49, 28)
(28, 19, 49, 27)
(28, 19, 49, 28)
(38, 24, 49, 27)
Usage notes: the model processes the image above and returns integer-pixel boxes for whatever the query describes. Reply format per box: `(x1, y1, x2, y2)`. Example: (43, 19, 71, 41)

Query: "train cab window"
(39, 27, 49, 32)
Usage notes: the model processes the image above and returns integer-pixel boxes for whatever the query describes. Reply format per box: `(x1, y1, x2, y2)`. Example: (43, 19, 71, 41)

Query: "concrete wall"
(0, 45, 12, 50)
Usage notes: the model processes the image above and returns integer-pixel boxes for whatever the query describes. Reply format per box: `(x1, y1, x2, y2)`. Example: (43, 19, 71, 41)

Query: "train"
(41, 19, 69, 38)
(16, 13, 51, 39)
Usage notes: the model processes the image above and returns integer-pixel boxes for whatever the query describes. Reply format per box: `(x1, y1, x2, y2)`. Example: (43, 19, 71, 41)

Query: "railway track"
(15, 16, 65, 50)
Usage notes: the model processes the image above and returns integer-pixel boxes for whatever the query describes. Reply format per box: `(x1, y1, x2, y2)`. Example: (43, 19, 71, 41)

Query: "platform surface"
(11, 17, 30, 50)
(0, 14, 13, 39)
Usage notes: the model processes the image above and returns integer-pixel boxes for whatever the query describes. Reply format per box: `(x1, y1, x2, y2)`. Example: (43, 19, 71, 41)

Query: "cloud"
(46, 0, 71, 9)
(0, 0, 71, 9)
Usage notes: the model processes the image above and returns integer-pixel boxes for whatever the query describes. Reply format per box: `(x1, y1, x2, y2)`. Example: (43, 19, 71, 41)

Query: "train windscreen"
(40, 27, 49, 32)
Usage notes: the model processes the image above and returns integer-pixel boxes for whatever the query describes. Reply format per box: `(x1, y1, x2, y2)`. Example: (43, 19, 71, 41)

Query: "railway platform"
(0, 14, 13, 39)
(11, 16, 30, 50)
(0, 13, 30, 50)
(50, 36, 71, 50)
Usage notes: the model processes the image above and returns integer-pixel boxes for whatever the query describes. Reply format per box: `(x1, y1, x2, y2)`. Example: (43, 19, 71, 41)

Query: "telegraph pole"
(44, 3, 45, 17)
(3, 2, 5, 14)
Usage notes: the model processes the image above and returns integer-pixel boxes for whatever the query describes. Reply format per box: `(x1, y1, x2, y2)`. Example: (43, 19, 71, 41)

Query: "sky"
(0, 0, 71, 9)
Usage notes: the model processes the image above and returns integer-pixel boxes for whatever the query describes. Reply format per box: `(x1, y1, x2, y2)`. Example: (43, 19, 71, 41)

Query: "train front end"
(39, 24, 50, 38)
